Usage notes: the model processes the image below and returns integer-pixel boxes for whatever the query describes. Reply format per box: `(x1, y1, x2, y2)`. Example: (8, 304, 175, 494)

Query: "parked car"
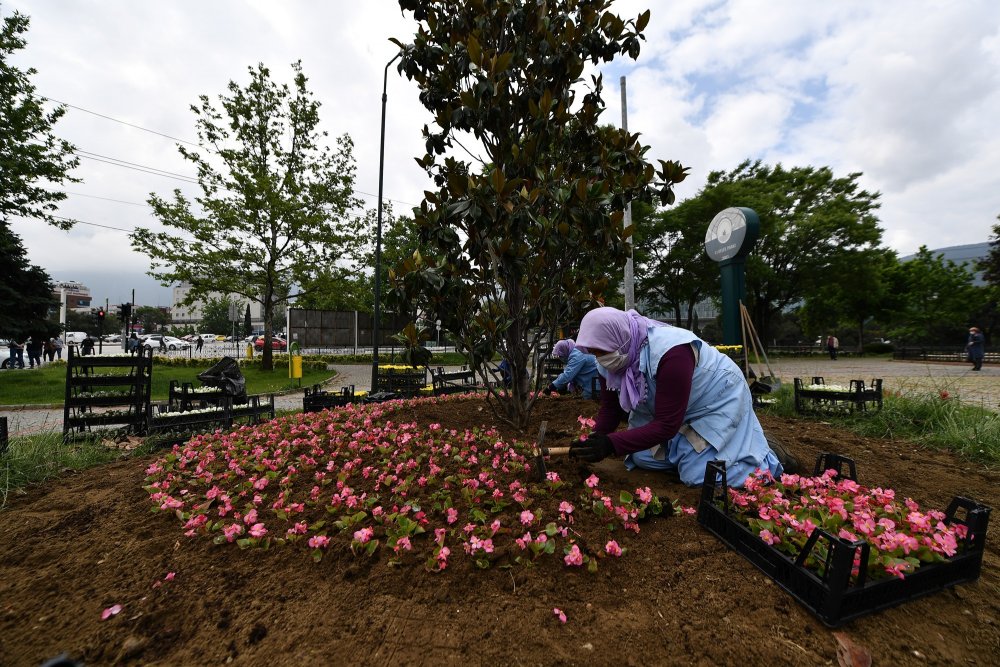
(102, 334, 122, 343)
(0, 347, 11, 369)
(252, 335, 287, 350)
(142, 335, 191, 351)
(64, 331, 89, 345)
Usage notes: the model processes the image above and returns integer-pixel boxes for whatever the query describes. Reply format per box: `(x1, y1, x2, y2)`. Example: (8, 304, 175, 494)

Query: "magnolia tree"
(389, 0, 686, 427)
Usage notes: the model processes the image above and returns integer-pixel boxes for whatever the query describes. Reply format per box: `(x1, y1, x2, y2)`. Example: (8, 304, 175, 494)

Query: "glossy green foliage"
(389, 0, 686, 425)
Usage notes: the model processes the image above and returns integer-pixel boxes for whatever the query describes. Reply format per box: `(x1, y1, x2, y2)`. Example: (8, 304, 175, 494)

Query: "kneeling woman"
(546, 339, 600, 399)
(570, 307, 794, 487)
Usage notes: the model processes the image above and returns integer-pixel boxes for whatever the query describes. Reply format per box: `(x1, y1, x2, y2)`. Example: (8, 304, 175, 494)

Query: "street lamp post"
(372, 50, 403, 392)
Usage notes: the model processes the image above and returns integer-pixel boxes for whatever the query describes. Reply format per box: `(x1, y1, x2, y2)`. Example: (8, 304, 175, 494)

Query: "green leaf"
(467, 35, 482, 65)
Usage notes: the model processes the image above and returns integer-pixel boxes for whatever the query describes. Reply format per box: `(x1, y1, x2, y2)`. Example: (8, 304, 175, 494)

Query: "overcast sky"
(7, 0, 1000, 308)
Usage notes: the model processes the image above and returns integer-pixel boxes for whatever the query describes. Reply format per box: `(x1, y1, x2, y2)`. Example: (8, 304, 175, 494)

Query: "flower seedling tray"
(793, 377, 883, 414)
(697, 455, 990, 627)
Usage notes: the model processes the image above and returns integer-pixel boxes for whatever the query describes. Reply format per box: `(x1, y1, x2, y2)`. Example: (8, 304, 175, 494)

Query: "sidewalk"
(2, 359, 996, 438)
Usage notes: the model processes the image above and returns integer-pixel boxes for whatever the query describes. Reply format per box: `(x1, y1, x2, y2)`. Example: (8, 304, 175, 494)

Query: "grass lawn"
(0, 362, 336, 406)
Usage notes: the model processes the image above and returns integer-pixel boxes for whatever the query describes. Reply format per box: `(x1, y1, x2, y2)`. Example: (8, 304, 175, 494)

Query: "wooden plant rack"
(63, 347, 153, 440)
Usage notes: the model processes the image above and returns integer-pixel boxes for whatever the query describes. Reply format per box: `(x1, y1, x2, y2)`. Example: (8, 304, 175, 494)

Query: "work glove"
(545, 383, 559, 395)
(569, 433, 615, 463)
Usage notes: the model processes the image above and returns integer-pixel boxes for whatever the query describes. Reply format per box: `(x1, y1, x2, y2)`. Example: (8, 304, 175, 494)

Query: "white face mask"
(596, 350, 630, 372)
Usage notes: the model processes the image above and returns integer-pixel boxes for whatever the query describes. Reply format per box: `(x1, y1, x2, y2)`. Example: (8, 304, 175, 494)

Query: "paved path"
(2, 359, 996, 438)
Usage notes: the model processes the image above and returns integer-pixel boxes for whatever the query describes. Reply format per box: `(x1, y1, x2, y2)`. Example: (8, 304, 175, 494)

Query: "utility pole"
(621, 76, 635, 312)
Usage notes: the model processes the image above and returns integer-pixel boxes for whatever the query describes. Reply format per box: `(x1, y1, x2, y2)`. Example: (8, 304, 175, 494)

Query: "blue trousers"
(624, 431, 783, 488)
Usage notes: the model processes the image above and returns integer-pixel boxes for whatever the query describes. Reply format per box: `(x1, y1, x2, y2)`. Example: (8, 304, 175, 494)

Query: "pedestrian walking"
(196, 335, 204, 352)
(80, 336, 95, 356)
(7, 338, 25, 368)
(54, 337, 63, 359)
(25, 336, 43, 368)
(44, 338, 56, 362)
(966, 326, 985, 371)
(826, 334, 839, 360)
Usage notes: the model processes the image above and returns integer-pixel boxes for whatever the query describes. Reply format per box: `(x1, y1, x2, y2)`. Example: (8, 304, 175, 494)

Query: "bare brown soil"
(1, 396, 998, 666)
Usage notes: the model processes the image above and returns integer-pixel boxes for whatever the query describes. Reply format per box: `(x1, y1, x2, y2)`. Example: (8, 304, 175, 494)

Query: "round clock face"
(705, 208, 755, 262)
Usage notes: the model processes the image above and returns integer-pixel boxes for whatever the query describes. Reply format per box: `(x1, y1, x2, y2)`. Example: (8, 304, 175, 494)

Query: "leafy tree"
(294, 208, 414, 313)
(390, 0, 686, 427)
(678, 160, 883, 342)
(134, 305, 168, 335)
(0, 224, 59, 340)
(0, 8, 77, 340)
(976, 216, 1000, 340)
(799, 247, 899, 352)
(131, 62, 365, 370)
(634, 198, 718, 329)
(979, 216, 1000, 286)
(0, 8, 80, 231)
(200, 295, 237, 335)
(887, 246, 978, 344)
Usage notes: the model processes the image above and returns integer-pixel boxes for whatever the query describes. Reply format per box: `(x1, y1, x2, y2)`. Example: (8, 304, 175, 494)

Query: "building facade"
(171, 283, 267, 329)
(52, 281, 92, 312)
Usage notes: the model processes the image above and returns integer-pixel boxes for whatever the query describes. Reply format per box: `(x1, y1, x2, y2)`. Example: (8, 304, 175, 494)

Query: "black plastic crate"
(697, 455, 990, 627)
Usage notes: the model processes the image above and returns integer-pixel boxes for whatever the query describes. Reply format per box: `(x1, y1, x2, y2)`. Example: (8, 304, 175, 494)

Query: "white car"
(142, 335, 191, 351)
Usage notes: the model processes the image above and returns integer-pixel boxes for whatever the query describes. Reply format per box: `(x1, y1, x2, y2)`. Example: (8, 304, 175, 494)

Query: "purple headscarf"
(577, 307, 667, 411)
(552, 339, 576, 361)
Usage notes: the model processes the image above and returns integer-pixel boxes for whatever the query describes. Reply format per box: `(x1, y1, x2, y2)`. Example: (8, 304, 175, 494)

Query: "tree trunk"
(262, 294, 274, 371)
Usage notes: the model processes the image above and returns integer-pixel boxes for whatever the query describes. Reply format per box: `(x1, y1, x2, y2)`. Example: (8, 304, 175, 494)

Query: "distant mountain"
(900, 242, 990, 286)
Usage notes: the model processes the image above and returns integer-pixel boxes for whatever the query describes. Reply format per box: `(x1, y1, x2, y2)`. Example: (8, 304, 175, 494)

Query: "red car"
(252, 336, 287, 350)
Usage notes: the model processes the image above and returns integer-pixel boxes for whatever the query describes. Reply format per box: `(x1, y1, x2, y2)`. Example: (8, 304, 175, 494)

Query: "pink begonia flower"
(164, 572, 175, 581)
(243, 509, 258, 525)
(559, 501, 574, 515)
(223, 523, 244, 542)
(434, 528, 447, 545)
(354, 527, 374, 544)
(446, 507, 459, 524)
(101, 604, 123, 620)
(681, 506, 696, 515)
(758, 529, 779, 545)
(636, 487, 653, 504)
(585, 474, 600, 488)
(249, 523, 267, 538)
(546, 471, 560, 483)
(564, 545, 584, 566)
(605, 540, 623, 557)
(395, 536, 412, 552)
(553, 607, 567, 624)
(520, 510, 535, 525)
(309, 535, 330, 549)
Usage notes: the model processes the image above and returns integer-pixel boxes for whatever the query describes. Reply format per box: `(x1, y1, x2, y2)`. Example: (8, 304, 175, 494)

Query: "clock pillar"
(719, 258, 748, 346)
(704, 207, 760, 346)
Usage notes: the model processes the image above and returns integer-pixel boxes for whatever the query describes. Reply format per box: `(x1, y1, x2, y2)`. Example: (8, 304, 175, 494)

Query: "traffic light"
(121, 303, 132, 321)
(96, 308, 106, 323)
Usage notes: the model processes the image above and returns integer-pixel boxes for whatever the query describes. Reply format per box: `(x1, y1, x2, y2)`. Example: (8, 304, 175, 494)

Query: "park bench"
(303, 384, 358, 412)
(373, 366, 428, 397)
(430, 366, 485, 396)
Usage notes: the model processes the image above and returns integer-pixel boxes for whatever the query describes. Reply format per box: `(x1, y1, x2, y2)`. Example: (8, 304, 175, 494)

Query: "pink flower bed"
(729, 468, 970, 580)
(144, 394, 689, 571)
